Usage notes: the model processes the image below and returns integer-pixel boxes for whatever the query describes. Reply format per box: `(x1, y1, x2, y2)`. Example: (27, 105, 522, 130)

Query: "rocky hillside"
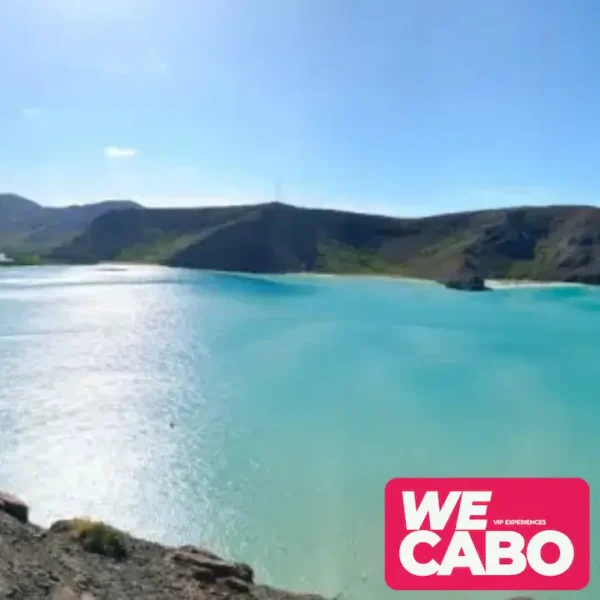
(0, 194, 141, 255)
(49, 201, 600, 285)
(0, 492, 325, 600)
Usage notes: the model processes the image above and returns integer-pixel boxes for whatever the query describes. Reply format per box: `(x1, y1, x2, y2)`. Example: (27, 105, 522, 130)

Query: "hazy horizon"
(5, 189, 600, 220)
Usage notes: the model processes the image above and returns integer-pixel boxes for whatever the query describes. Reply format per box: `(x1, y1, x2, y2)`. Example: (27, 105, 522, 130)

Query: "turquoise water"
(0, 265, 598, 600)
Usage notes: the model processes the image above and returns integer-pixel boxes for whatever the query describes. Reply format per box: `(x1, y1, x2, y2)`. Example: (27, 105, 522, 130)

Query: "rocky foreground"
(0, 492, 326, 600)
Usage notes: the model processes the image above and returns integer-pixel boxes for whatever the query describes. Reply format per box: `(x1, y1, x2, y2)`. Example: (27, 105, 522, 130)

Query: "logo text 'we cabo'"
(384, 478, 589, 591)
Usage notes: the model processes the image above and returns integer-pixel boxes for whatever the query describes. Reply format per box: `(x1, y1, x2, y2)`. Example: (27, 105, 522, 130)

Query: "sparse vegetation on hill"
(47, 201, 600, 285)
(5, 194, 600, 286)
(0, 194, 140, 254)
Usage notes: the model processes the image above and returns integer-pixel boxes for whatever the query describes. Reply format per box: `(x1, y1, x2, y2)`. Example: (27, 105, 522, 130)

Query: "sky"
(1, 0, 599, 215)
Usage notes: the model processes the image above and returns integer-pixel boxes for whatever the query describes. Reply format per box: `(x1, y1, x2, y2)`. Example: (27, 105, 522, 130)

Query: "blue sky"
(0, 0, 599, 215)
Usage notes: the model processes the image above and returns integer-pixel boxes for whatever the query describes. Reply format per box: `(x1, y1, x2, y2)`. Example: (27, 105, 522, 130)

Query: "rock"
(170, 550, 240, 578)
(224, 577, 251, 593)
(73, 573, 94, 588)
(234, 562, 254, 583)
(443, 274, 489, 291)
(0, 495, 327, 600)
(192, 567, 217, 583)
(51, 588, 97, 600)
(32, 571, 54, 592)
(51, 586, 79, 600)
(49, 520, 75, 534)
(177, 544, 222, 561)
(0, 491, 28, 523)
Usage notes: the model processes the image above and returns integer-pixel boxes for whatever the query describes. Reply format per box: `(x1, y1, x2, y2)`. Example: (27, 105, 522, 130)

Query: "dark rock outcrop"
(443, 274, 488, 291)
(168, 548, 254, 582)
(0, 493, 326, 600)
(0, 490, 29, 523)
(438, 255, 489, 291)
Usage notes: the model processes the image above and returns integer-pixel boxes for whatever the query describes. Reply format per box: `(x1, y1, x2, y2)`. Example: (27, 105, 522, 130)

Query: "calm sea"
(0, 265, 597, 600)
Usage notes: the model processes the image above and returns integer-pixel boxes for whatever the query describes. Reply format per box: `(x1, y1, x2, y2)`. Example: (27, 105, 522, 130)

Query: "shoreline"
(1, 261, 593, 290)
(295, 271, 589, 290)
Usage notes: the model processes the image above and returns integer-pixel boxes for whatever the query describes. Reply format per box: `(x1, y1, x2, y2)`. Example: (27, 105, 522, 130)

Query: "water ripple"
(0, 266, 598, 600)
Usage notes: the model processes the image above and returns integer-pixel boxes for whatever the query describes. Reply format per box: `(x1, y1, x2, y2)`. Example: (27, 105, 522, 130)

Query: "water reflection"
(0, 267, 597, 600)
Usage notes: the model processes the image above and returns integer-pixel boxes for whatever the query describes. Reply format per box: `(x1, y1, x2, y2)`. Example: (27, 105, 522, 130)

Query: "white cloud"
(104, 146, 137, 159)
(21, 107, 43, 121)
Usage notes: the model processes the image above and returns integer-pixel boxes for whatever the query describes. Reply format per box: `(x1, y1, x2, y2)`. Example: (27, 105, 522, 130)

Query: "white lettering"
(527, 530, 574, 577)
(485, 531, 527, 575)
(438, 531, 486, 575)
(455, 491, 491, 530)
(399, 489, 574, 578)
(402, 491, 462, 531)
(399, 531, 441, 576)
(399, 530, 575, 576)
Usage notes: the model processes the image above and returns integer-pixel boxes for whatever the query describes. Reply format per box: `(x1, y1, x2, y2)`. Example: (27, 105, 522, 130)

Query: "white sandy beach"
(297, 271, 588, 289)
(485, 279, 587, 289)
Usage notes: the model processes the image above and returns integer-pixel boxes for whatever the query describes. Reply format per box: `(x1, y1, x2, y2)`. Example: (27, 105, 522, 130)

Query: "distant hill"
(0, 194, 141, 254)
(48, 201, 600, 284)
(0, 194, 45, 230)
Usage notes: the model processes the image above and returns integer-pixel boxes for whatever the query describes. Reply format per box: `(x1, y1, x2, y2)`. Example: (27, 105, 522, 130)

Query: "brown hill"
(49, 202, 600, 285)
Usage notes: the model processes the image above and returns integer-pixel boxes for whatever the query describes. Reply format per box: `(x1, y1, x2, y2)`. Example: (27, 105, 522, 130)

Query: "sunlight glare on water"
(0, 265, 598, 600)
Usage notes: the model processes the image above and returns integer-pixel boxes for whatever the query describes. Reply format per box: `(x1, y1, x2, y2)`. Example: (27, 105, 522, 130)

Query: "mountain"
(49, 201, 600, 284)
(0, 194, 44, 230)
(0, 194, 141, 254)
